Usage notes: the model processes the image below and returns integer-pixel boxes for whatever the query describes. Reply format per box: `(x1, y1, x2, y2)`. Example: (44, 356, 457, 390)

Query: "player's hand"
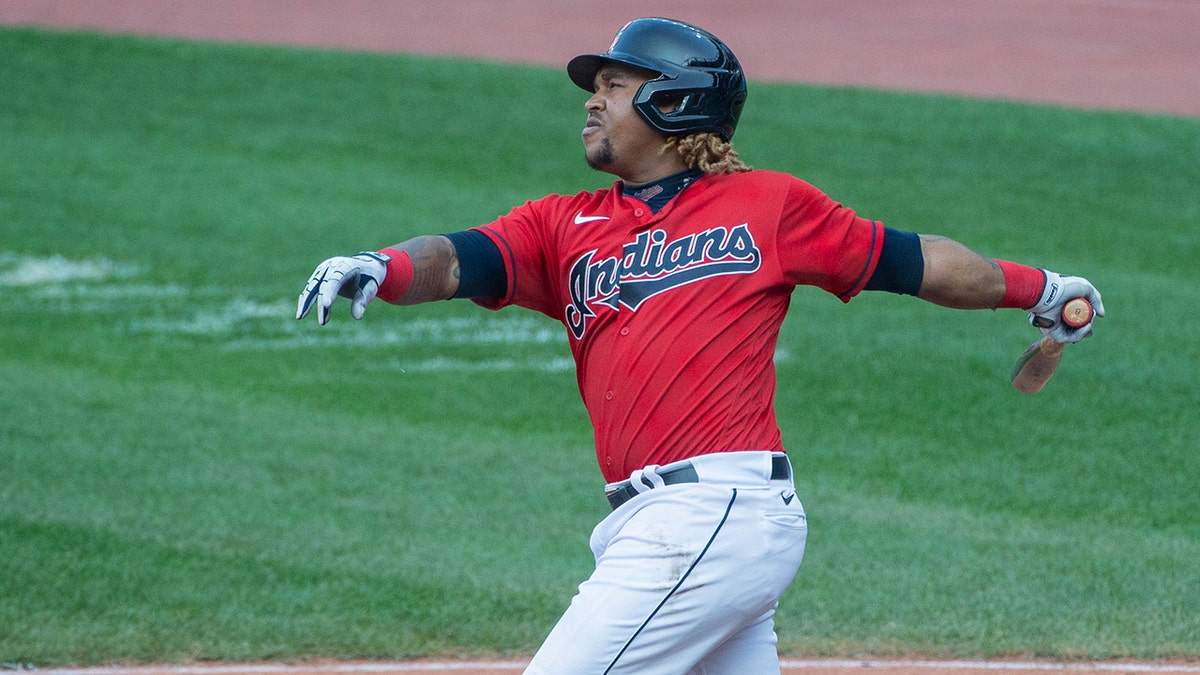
(296, 251, 390, 325)
(1027, 270, 1105, 343)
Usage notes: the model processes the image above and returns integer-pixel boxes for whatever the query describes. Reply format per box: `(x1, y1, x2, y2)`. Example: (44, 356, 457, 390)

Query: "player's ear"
(655, 92, 685, 114)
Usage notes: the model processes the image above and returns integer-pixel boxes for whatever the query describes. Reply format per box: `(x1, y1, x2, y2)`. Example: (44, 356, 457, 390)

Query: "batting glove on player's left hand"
(1027, 270, 1105, 343)
(296, 251, 390, 325)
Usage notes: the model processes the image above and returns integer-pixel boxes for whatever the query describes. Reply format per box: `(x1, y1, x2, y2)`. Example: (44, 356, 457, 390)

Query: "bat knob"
(1061, 298, 1094, 329)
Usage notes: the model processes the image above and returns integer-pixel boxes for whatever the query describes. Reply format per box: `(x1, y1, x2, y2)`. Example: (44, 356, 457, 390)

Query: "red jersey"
(474, 170, 884, 483)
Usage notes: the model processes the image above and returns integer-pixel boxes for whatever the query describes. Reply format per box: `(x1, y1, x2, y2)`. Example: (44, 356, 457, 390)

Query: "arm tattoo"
(404, 235, 459, 301)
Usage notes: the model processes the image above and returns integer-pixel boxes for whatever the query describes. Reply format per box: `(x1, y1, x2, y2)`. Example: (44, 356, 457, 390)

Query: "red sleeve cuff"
(376, 248, 414, 303)
(996, 259, 1046, 309)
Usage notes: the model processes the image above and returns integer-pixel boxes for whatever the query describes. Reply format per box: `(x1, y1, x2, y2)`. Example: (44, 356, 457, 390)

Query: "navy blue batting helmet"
(567, 18, 748, 140)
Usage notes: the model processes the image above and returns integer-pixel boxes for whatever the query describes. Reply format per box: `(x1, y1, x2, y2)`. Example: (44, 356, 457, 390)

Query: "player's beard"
(586, 137, 615, 171)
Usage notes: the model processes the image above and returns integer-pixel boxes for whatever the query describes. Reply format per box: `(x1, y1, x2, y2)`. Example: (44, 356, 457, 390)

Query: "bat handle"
(1011, 336, 1065, 394)
(1038, 336, 1063, 357)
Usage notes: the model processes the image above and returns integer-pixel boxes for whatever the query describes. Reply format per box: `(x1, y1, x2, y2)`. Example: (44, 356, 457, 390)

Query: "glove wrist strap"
(995, 259, 1046, 310)
(376, 248, 414, 303)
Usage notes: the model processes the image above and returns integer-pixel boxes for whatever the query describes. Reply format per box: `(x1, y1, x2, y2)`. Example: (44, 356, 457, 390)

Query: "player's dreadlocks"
(667, 132, 751, 175)
(662, 131, 744, 172)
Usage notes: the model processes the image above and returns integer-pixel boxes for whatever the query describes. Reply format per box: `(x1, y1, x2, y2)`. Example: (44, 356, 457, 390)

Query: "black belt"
(606, 454, 791, 510)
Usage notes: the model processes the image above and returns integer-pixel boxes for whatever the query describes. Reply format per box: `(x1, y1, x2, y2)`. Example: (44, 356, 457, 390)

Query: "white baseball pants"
(525, 451, 808, 674)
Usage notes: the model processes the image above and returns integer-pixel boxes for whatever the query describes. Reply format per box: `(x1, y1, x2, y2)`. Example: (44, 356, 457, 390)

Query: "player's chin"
(584, 138, 615, 171)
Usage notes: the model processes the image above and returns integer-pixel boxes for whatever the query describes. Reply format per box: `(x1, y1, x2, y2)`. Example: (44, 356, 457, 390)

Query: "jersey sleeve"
(469, 198, 565, 320)
(776, 177, 885, 302)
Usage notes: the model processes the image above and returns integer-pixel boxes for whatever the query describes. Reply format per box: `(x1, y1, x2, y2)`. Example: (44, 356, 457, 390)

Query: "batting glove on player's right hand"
(296, 251, 390, 325)
(1027, 270, 1105, 343)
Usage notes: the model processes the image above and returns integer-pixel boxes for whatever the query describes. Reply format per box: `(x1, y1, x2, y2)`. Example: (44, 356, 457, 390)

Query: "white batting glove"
(1027, 270, 1105, 343)
(296, 251, 390, 325)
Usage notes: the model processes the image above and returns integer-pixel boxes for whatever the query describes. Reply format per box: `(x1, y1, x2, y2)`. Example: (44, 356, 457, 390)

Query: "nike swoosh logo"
(781, 491, 796, 505)
(573, 211, 610, 225)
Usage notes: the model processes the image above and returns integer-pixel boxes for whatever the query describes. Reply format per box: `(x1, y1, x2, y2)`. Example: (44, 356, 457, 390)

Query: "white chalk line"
(25, 660, 1200, 674)
(1, 252, 566, 359)
(0, 252, 140, 287)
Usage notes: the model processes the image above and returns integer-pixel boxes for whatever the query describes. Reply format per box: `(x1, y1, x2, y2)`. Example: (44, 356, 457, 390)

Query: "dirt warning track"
(32, 657, 1200, 675)
(1, 0, 1197, 116)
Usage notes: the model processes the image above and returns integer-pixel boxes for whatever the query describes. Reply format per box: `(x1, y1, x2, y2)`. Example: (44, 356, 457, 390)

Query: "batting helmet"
(568, 18, 748, 140)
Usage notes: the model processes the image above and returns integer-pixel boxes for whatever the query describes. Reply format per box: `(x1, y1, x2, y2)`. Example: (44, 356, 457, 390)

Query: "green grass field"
(1, 27, 1198, 666)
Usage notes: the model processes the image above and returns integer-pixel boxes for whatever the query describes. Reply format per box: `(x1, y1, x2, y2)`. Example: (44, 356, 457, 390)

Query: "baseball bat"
(1010, 298, 1093, 394)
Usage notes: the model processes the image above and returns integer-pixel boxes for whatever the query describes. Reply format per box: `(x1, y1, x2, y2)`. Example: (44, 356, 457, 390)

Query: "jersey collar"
(622, 168, 705, 214)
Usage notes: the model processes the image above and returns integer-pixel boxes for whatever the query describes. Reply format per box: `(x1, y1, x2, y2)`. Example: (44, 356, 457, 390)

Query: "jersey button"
(619, 327, 630, 336)
(605, 391, 613, 401)
(634, 208, 645, 217)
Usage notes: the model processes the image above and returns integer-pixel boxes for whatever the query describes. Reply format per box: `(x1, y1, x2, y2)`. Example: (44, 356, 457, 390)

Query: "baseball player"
(297, 18, 1104, 674)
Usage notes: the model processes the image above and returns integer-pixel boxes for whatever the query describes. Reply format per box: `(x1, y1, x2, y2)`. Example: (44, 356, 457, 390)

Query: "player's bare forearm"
(388, 235, 461, 304)
(916, 235, 1005, 309)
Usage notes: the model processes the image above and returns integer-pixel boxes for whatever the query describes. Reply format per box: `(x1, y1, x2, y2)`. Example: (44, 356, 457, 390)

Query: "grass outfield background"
(1, 27, 1198, 665)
